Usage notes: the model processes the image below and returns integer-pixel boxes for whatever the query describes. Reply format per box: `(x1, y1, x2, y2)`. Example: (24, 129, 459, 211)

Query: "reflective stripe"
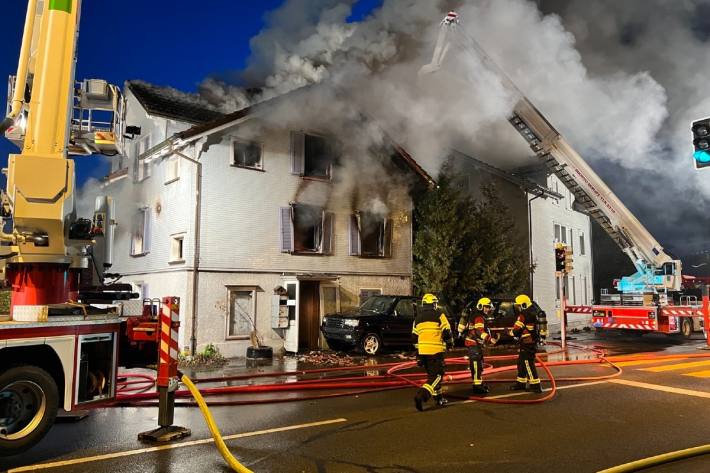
(524, 360, 539, 383)
(423, 384, 435, 395)
(514, 321, 525, 328)
(517, 377, 527, 383)
(474, 323, 485, 328)
(431, 375, 442, 389)
(521, 333, 532, 338)
(472, 362, 481, 383)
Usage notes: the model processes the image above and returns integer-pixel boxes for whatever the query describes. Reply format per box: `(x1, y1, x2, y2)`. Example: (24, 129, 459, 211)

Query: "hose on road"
(181, 374, 253, 473)
(597, 444, 710, 473)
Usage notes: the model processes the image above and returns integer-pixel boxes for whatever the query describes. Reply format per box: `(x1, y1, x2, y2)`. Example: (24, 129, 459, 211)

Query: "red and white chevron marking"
(592, 320, 654, 330)
(661, 308, 703, 317)
(157, 296, 180, 388)
(566, 306, 593, 314)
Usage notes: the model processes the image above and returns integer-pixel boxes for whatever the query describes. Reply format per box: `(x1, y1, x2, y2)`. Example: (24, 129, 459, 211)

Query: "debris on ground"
(294, 351, 358, 367)
(394, 352, 416, 361)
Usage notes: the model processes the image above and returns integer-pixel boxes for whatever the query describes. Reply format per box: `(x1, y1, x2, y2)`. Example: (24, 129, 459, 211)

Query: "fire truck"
(0, 0, 171, 455)
(425, 12, 708, 338)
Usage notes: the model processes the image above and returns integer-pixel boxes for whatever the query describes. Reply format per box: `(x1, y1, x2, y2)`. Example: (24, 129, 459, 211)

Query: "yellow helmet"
(515, 294, 532, 310)
(476, 297, 493, 310)
(422, 293, 439, 305)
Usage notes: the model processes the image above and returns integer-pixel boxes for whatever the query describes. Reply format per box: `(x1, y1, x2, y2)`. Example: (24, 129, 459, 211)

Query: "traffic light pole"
(558, 273, 566, 349)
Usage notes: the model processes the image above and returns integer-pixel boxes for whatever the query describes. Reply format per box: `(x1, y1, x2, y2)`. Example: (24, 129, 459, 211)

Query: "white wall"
(530, 174, 593, 332)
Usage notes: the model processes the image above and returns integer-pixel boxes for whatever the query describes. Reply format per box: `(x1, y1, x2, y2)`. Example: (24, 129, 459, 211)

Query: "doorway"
(298, 281, 321, 351)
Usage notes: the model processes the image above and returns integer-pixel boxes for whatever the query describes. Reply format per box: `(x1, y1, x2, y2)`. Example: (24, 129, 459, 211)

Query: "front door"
(283, 280, 299, 353)
(320, 283, 340, 348)
(299, 281, 321, 351)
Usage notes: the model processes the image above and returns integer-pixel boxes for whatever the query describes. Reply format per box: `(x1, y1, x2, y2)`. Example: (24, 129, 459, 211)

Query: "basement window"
(130, 207, 151, 257)
(290, 132, 337, 180)
(349, 212, 393, 258)
(232, 140, 263, 170)
(226, 287, 256, 339)
(170, 234, 185, 263)
(280, 204, 334, 255)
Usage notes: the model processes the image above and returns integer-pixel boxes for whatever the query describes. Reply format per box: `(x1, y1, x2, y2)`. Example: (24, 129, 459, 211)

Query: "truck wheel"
(680, 318, 693, 339)
(0, 366, 58, 456)
(361, 333, 382, 356)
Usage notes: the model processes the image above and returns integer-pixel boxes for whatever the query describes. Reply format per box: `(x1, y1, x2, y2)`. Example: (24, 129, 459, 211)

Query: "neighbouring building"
(99, 81, 433, 358)
(453, 154, 594, 333)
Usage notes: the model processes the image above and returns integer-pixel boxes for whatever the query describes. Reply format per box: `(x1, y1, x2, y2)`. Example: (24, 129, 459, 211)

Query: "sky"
(0, 0, 383, 184)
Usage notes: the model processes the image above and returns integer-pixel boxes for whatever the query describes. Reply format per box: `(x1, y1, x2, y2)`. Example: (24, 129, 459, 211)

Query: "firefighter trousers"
(516, 343, 540, 385)
(467, 345, 484, 386)
(417, 353, 445, 401)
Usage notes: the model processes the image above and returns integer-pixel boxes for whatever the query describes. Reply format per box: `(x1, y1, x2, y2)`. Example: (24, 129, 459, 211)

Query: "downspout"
(174, 147, 203, 356)
(528, 191, 543, 299)
(0, 0, 37, 134)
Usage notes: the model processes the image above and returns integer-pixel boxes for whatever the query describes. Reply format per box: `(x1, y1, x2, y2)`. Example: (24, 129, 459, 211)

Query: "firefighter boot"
(414, 389, 426, 411)
(509, 381, 526, 391)
(529, 383, 543, 394)
(472, 384, 490, 396)
(434, 395, 448, 407)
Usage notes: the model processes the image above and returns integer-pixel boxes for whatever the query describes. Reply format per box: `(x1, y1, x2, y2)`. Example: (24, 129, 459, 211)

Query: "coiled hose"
(181, 374, 253, 473)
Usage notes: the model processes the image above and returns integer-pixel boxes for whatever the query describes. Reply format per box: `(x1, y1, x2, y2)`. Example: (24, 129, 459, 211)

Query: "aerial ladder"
(422, 11, 682, 296)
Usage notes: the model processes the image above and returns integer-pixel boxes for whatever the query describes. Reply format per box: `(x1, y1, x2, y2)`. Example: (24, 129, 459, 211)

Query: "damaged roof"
(174, 95, 436, 187)
(127, 81, 226, 125)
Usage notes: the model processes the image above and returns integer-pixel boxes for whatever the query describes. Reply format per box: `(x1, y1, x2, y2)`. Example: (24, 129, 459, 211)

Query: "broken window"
(290, 131, 336, 179)
(130, 207, 151, 256)
(232, 140, 262, 170)
(349, 212, 393, 258)
(280, 204, 334, 255)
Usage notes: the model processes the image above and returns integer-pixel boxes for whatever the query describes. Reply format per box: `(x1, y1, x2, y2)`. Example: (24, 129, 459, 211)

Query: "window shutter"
(383, 218, 393, 258)
(142, 207, 151, 254)
(280, 206, 294, 253)
(290, 131, 305, 175)
(349, 214, 361, 256)
(322, 212, 334, 255)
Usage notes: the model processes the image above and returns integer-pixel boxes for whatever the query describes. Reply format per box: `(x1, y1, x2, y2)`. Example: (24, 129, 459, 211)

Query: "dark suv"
(321, 295, 455, 355)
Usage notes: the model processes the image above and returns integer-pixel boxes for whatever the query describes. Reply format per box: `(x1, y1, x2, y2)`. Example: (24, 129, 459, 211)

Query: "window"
(359, 288, 382, 305)
(130, 207, 151, 256)
(165, 156, 180, 184)
(170, 234, 185, 263)
(227, 287, 256, 339)
(579, 232, 586, 255)
(290, 131, 337, 180)
(133, 135, 152, 182)
(280, 204, 334, 254)
(349, 212, 393, 258)
(394, 299, 415, 318)
(569, 229, 574, 253)
(561, 226, 567, 243)
(554, 224, 560, 242)
(232, 140, 263, 170)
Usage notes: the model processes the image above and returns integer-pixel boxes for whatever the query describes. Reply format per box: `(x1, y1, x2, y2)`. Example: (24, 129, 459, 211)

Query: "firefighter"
(412, 293, 454, 411)
(457, 297, 498, 395)
(509, 294, 547, 393)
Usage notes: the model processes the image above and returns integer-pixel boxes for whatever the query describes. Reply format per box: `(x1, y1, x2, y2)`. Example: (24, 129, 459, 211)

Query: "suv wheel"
(361, 333, 382, 356)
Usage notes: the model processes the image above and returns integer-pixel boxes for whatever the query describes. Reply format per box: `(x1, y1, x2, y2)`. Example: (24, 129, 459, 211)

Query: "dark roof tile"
(127, 80, 225, 124)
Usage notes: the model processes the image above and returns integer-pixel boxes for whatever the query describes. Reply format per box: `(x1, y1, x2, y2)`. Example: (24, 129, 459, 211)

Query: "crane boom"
(423, 12, 681, 293)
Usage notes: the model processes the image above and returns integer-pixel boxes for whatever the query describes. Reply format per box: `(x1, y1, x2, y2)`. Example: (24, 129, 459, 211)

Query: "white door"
(283, 280, 300, 353)
(320, 283, 341, 349)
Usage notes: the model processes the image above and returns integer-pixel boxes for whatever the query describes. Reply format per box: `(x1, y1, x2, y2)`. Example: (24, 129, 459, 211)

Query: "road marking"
(640, 360, 710, 372)
(614, 359, 684, 367)
(448, 380, 609, 405)
(683, 370, 710, 378)
(609, 379, 710, 399)
(8, 418, 348, 472)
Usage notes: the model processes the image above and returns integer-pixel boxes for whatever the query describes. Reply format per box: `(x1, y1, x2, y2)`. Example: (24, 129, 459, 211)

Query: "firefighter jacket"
(457, 311, 491, 347)
(511, 308, 538, 345)
(412, 306, 453, 355)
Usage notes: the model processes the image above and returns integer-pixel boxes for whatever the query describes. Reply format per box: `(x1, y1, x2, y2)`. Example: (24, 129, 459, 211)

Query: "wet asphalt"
(3, 331, 710, 473)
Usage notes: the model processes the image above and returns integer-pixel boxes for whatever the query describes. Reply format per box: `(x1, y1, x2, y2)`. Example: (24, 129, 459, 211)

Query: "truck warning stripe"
(640, 360, 710, 372)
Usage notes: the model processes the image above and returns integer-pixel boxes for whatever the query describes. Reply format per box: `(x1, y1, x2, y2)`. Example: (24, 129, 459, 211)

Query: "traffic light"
(555, 243, 565, 273)
(564, 246, 574, 273)
(692, 118, 710, 169)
